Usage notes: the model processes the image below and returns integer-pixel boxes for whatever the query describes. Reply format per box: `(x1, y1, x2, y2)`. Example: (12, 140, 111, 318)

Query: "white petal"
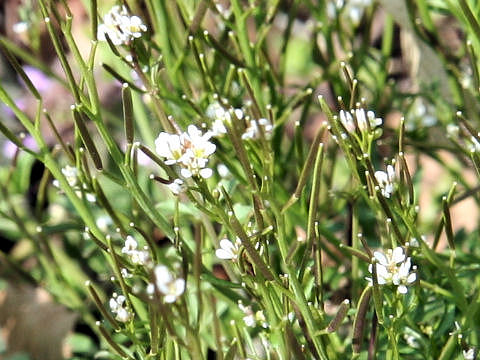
(187, 125, 201, 138)
(109, 298, 118, 311)
(407, 273, 416, 283)
(392, 247, 405, 263)
(373, 251, 388, 266)
(180, 168, 192, 178)
(164, 294, 177, 303)
(216, 249, 234, 260)
(220, 239, 235, 251)
(374, 171, 388, 185)
(199, 168, 213, 178)
(397, 285, 408, 294)
(173, 278, 185, 296)
(386, 165, 395, 181)
(154, 265, 173, 288)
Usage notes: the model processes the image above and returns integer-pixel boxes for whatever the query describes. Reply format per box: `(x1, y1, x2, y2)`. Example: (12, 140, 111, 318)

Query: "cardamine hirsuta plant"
(0, 0, 479, 359)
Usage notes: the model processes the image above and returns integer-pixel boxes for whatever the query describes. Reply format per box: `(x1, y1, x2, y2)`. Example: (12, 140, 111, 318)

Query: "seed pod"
(72, 108, 103, 170)
(122, 83, 134, 144)
(442, 196, 455, 251)
(339, 244, 370, 262)
(370, 259, 384, 324)
(352, 286, 372, 354)
(102, 63, 145, 92)
(327, 299, 350, 333)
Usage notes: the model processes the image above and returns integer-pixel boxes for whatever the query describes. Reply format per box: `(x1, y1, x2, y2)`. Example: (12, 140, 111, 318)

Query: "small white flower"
(121, 236, 149, 265)
(339, 108, 382, 133)
(242, 118, 273, 140)
(62, 165, 79, 187)
(155, 125, 216, 179)
(97, 5, 147, 46)
(152, 265, 185, 303)
(12, 21, 29, 34)
(367, 247, 416, 294)
(109, 293, 132, 322)
(155, 133, 184, 165)
(446, 124, 459, 138)
(215, 238, 241, 261)
(96, 216, 112, 232)
(53, 165, 96, 201)
(121, 268, 132, 278)
(206, 102, 244, 137)
(217, 164, 230, 178)
(238, 302, 267, 328)
(463, 348, 475, 360)
(374, 164, 396, 198)
(331, 0, 372, 25)
(166, 178, 185, 195)
(122, 235, 138, 253)
(470, 136, 480, 153)
(238, 302, 256, 327)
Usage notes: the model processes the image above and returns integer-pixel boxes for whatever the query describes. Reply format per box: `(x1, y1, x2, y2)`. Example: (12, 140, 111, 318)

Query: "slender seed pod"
(353, 286, 372, 354)
(122, 83, 134, 144)
(86, 281, 120, 330)
(371, 259, 384, 324)
(72, 108, 103, 170)
(339, 244, 370, 262)
(96, 321, 131, 358)
(327, 299, 350, 333)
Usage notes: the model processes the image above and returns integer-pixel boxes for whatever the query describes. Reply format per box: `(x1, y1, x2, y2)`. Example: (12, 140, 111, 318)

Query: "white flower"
(446, 124, 459, 138)
(152, 265, 185, 303)
(97, 5, 147, 46)
(463, 348, 476, 360)
(339, 108, 382, 133)
(329, 0, 371, 25)
(206, 102, 244, 136)
(53, 165, 96, 202)
(215, 238, 241, 261)
(242, 118, 273, 140)
(62, 165, 79, 187)
(470, 136, 480, 153)
(121, 236, 150, 265)
(12, 21, 29, 34)
(155, 125, 216, 179)
(238, 302, 268, 328)
(217, 164, 230, 178)
(155, 133, 184, 165)
(121, 268, 132, 278)
(109, 293, 132, 322)
(96, 216, 112, 232)
(367, 247, 416, 294)
(238, 302, 256, 327)
(374, 164, 396, 198)
(166, 178, 185, 195)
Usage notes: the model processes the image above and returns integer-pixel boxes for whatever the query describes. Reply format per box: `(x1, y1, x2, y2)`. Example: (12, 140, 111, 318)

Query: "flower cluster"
(147, 265, 185, 303)
(367, 247, 417, 294)
(339, 108, 382, 133)
(121, 236, 150, 265)
(155, 125, 216, 179)
(109, 293, 132, 322)
(53, 165, 96, 202)
(97, 5, 147, 46)
(374, 164, 396, 198)
(242, 118, 273, 140)
(215, 237, 242, 261)
(206, 102, 244, 137)
(327, 0, 373, 25)
(238, 301, 268, 328)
